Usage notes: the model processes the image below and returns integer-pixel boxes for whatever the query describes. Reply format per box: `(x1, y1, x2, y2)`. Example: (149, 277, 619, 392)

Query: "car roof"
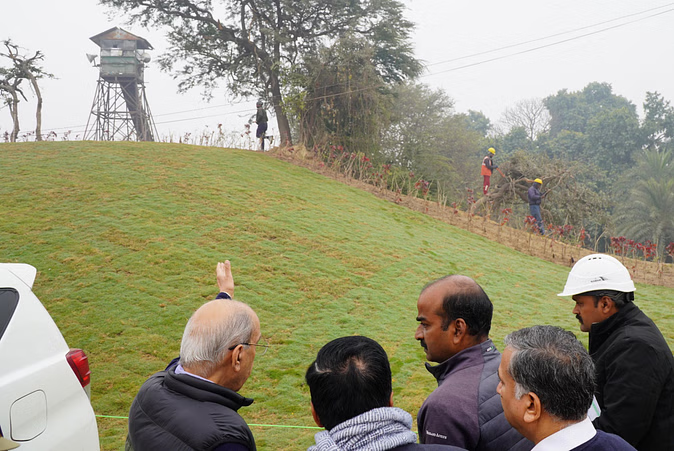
(0, 264, 37, 289)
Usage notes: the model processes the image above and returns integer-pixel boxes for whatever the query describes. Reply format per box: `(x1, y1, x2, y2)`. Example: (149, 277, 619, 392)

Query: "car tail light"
(66, 348, 91, 389)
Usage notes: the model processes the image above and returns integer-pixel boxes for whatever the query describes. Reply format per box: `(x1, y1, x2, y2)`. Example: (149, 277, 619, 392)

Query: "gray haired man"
(127, 261, 264, 451)
(496, 325, 635, 450)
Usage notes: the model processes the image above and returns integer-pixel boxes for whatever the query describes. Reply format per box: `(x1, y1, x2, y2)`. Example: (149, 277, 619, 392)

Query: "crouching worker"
(497, 325, 635, 450)
(126, 261, 263, 451)
(306, 335, 466, 451)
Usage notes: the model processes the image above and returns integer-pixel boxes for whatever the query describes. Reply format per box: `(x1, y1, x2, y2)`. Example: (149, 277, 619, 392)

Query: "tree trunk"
(9, 91, 20, 142)
(27, 72, 42, 141)
(269, 71, 292, 146)
(1, 83, 21, 142)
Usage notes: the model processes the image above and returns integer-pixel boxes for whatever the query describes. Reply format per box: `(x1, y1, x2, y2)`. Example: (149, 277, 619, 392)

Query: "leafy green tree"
(380, 83, 482, 198)
(545, 130, 585, 160)
(494, 126, 532, 156)
(641, 91, 674, 151)
(545, 82, 636, 135)
(585, 107, 641, 170)
(542, 82, 640, 173)
(460, 110, 492, 137)
(615, 149, 674, 256)
(100, 0, 421, 145)
(291, 35, 392, 152)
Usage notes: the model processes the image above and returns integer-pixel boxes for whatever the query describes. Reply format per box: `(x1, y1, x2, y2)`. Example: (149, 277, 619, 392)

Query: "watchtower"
(84, 27, 158, 141)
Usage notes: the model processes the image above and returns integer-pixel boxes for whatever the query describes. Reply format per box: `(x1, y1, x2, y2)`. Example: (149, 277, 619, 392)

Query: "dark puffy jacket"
(394, 444, 466, 450)
(590, 302, 674, 450)
(418, 340, 533, 451)
(127, 367, 256, 451)
(527, 185, 542, 205)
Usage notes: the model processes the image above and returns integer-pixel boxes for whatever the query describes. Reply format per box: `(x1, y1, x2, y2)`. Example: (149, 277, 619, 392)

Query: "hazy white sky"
(1, 0, 673, 142)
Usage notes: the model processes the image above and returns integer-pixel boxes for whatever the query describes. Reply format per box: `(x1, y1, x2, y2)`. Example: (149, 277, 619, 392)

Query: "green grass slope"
(2, 141, 672, 450)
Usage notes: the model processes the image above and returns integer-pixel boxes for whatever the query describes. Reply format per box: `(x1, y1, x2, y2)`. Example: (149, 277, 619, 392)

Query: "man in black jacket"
(558, 254, 674, 450)
(127, 261, 263, 451)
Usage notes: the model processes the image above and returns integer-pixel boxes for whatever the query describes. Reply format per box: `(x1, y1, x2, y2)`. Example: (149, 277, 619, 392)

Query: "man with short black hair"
(497, 325, 635, 450)
(415, 275, 532, 451)
(306, 335, 465, 451)
(127, 261, 262, 451)
(558, 254, 674, 449)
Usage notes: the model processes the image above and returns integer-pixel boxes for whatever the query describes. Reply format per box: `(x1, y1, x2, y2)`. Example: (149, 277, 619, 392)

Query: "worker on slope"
(481, 148, 498, 195)
(255, 100, 269, 151)
(527, 178, 545, 235)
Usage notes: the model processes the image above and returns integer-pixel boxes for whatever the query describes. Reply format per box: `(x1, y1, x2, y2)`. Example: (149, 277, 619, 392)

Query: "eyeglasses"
(228, 337, 270, 356)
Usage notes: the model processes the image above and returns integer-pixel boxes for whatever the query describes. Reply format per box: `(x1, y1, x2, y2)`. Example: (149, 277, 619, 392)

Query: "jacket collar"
(164, 367, 254, 410)
(589, 302, 640, 353)
(425, 339, 497, 384)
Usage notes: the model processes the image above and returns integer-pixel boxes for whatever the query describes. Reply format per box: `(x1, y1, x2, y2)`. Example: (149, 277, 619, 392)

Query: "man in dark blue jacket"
(527, 178, 545, 235)
(415, 275, 532, 451)
(306, 335, 465, 451)
(497, 325, 636, 450)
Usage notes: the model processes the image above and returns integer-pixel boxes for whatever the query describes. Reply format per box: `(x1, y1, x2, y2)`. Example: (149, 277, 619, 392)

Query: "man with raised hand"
(306, 335, 466, 451)
(127, 261, 263, 451)
(415, 275, 532, 451)
(497, 325, 635, 450)
(558, 254, 674, 450)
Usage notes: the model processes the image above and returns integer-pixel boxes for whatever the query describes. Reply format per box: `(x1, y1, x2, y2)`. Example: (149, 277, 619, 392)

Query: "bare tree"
(1, 40, 53, 141)
(0, 67, 26, 142)
(500, 98, 551, 142)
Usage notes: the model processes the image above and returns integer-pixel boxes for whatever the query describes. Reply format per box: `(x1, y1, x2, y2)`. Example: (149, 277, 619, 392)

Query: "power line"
(423, 7, 674, 77)
(425, 2, 674, 68)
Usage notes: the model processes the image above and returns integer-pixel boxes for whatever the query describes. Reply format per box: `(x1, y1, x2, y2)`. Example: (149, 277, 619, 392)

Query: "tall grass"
(1, 141, 672, 450)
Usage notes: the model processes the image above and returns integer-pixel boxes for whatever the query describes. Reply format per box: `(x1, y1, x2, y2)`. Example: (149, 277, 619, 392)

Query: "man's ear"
(522, 392, 542, 424)
(453, 318, 467, 342)
(598, 296, 614, 314)
(311, 402, 323, 428)
(229, 345, 243, 372)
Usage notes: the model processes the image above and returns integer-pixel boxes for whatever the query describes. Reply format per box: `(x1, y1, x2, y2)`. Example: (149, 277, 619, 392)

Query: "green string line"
(95, 415, 322, 430)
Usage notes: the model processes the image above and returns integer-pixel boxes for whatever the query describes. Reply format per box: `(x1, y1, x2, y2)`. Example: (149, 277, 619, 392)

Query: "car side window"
(0, 288, 19, 340)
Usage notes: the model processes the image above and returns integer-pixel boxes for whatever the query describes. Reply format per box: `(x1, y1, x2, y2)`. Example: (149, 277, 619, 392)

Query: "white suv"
(0, 263, 100, 450)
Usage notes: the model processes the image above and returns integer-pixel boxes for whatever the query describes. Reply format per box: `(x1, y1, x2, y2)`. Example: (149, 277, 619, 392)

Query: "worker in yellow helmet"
(481, 147, 498, 195)
(527, 178, 546, 234)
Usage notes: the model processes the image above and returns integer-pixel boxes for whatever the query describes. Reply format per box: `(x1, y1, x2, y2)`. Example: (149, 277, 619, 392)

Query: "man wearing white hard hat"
(558, 254, 674, 450)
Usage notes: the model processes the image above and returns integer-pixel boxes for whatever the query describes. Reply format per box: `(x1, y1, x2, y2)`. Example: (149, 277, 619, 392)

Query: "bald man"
(127, 262, 264, 451)
(415, 275, 532, 451)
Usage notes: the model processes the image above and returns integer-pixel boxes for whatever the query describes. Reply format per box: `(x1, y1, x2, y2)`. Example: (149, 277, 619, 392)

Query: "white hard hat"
(558, 254, 636, 296)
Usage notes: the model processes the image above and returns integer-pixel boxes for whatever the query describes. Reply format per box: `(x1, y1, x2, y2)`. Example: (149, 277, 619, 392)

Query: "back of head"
(558, 253, 636, 297)
(424, 275, 493, 337)
(180, 299, 256, 377)
(505, 325, 595, 422)
(305, 336, 392, 430)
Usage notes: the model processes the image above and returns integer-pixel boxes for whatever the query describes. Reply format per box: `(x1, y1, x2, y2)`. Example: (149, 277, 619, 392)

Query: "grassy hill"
(2, 141, 673, 450)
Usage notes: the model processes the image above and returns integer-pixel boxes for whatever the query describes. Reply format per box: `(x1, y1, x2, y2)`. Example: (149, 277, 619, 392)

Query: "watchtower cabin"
(84, 27, 158, 141)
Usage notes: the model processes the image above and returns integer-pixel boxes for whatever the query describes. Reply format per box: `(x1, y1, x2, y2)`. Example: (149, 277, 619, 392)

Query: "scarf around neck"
(309, 407, 418, 451)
